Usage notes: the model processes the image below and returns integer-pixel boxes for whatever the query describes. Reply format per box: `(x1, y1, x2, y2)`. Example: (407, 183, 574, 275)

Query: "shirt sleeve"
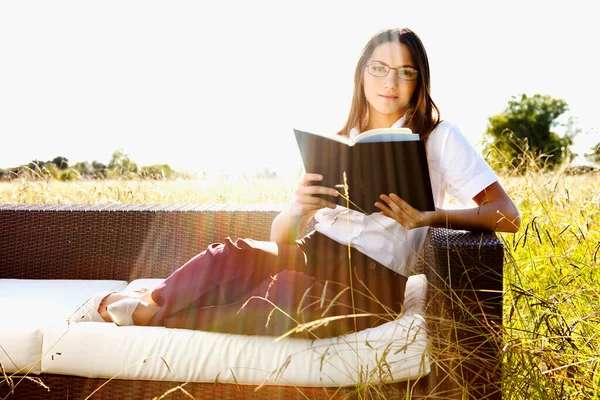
(439, 123, 498, 205)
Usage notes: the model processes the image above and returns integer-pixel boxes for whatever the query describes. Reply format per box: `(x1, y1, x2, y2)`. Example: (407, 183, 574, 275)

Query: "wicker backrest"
(0, 204, 504, 286)
(0, 204, 283, 281)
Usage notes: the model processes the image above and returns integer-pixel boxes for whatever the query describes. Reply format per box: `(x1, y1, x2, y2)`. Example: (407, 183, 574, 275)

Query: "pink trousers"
(148, 231, 407, 339)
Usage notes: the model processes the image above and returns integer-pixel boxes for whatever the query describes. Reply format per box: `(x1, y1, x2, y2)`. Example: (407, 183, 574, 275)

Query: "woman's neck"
(363, 110, 403, 131)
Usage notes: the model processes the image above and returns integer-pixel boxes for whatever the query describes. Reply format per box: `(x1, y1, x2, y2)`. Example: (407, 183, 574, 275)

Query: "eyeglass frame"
(365, 62, 419, 81)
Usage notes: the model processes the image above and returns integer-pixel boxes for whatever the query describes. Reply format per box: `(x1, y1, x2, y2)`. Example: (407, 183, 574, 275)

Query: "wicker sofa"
(0, 204, 504, 399)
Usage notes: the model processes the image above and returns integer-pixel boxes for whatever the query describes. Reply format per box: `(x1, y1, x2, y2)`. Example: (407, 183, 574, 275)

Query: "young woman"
(70, 28, 520, 339)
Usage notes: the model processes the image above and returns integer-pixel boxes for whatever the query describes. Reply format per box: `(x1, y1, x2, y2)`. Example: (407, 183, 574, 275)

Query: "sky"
(1, 0, 599, 178)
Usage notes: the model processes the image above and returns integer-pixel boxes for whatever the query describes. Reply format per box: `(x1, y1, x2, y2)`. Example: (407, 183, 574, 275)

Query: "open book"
(293, 127, 435, 214)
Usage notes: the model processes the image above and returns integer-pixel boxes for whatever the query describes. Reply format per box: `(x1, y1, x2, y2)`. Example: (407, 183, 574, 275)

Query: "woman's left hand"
(374, 193, 438, 230)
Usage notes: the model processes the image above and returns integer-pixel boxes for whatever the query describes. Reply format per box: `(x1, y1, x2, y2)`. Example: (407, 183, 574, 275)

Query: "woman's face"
(363, 41, 418, 124)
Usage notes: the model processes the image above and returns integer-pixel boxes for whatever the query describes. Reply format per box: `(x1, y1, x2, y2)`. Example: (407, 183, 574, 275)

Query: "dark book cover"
(293, 128, 435, 214)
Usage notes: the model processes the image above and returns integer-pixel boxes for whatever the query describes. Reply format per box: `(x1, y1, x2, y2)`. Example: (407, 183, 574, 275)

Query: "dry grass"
(0, 176, 296, 205)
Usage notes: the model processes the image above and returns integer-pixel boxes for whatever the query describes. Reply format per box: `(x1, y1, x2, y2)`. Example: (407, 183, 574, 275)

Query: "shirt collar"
(349, 116, 406, 140)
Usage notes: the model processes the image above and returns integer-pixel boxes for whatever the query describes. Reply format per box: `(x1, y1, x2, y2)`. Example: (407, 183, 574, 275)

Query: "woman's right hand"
(271, 173, 338, 243)
(288, 173, 339, 218)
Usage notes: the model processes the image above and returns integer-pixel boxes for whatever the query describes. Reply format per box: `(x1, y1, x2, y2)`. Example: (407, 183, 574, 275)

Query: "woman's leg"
(299, 231, 408, 333)
(97, 231, 406, 337)
(159, 231, 407, 338)
(146, 237, 307, 326)
(161, 270, 330, 337)
(96, 237, 306, 326)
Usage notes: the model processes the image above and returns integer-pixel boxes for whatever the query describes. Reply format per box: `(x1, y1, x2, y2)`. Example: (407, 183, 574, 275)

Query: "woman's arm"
(270, 173, 339, 243)
(375, 181, 521, 233)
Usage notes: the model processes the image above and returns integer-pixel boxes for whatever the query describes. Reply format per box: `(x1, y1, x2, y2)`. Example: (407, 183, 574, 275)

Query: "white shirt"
(313, 118, 498, 277)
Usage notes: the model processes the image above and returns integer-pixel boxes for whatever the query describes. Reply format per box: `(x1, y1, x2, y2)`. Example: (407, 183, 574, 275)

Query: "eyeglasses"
(366, 62, 419, 81)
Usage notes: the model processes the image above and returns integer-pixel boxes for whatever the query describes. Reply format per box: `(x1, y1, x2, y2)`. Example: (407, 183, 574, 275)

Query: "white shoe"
(106, 297, 147, 326)
(69, 291, 114, 323)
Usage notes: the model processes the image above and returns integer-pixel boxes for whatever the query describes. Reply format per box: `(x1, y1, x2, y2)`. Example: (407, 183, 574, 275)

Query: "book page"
(295, 128, 351, 146)
(353, 128, 417, 145)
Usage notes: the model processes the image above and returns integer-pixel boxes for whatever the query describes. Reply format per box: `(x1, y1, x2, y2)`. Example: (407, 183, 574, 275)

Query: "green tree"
(140, 164, 175, 179)
(108, 149, 138, 177)
(585, 142, 600, 164)
(91, 160, 108, 178)
(483, 94, 575, 172)
(26, 160, 47, 179)
(73, 161, 93, 177)
(52, 156, 69, 170)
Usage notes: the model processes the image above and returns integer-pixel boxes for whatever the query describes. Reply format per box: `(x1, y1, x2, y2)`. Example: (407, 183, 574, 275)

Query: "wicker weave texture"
(0, 205, 281, 280)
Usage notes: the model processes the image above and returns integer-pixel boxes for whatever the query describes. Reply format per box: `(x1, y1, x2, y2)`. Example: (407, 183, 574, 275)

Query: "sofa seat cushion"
(41, 274, 429, 387)
(0, 279, 128, 375)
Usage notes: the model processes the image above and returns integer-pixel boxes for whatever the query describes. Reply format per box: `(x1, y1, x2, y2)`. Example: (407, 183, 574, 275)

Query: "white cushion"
(0, 279, 128, 374)
(42, 274, 429, 386)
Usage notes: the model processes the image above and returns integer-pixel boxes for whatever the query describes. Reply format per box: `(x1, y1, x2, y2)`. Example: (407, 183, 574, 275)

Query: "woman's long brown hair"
(338, 28, 440, 142)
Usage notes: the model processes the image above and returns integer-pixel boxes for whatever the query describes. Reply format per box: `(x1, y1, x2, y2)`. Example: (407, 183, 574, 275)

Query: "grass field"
(1, 169, 599, 399)
(0, 176, 297, 205)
